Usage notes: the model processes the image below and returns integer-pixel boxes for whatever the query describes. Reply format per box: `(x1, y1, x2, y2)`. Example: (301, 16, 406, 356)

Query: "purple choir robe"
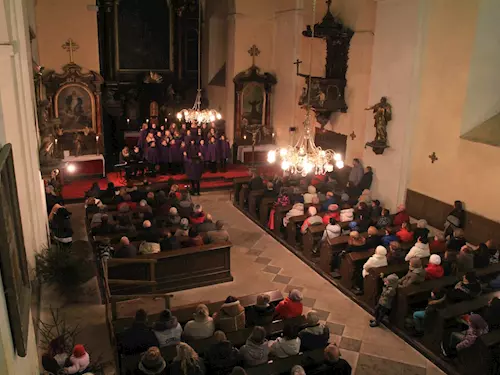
(207, 142, 218, 162)
(145, 146, 159, 164)
(170, 144, 182, 163)
(187, 143, 198, 158)
(138, 129, 148, 150)
(158, 144, 170, 164)
(218, 139, 231, 160)
(199, 144, 208, 160)
(186, 157, 204, 181)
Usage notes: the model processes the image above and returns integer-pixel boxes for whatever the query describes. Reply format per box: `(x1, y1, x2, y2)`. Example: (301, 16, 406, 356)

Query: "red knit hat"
(73, 344, 86, 358)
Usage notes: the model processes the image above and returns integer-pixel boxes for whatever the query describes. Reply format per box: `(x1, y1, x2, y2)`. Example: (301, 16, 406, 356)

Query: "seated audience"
(207, 221, 230, 243)
(303, 185, 318, 204)
(306, 344, 352, 375)
(262, 182, 278, 199)
(483, 297, 500, 330)
(456, 245, 474, 273)
(355, 202, 370, 220)
(441, 314, 488, 357)
(291, 365, 306, 375)
(190, 204, 206, 225)
(405, 236, 430, 261)
(269, 322, 301, 358)
(487, 239, 498, 263)
(357, 189, 372, 205)
(393, 204, 410, 226)
(441, 250, 458, 276)
(248, 172, 265, 191)
(371, 199, 382, 219)
(430, 233, 446, 253)
(321, 192, 336, 212)
(298, 311, 330, 351)
(362, 246, 388, 278)
(92, 214, 117, 235)
(381, 228, 398, 247)
(356, 213, 371, 233)
(376, 208, 392, 229)
(213, 296, 245, 333)
(168, 343, 206, 375)
(204, 331, 239, 375)
(246, 294, 275, 327)
(139, 221, 161, 254)
(239, 326, 269, 366)
(322, 204, 340, 225)
(175, 218, 190, 237)
(339, 204, 354, 222)
(184, 304, 215, 340)
(63, 344, 90, 375)
(268, 188, 290, 230)
(398, 258, 426, 288)
(153, 309, 182, 347)
(117, 194, 137, 211)
(283, 202, 304, 227)
(396, 222, 414, 243)
(413, 219, 430, 243)
(387, 241, 405, 265)
(187, 228, 204, 247)
(364, 226, 382, 249)
(87, 182, 102, 198)
(412, 288, 447, 335)
(178, 193, 194, 218)
(197, 214, 217, 233)
(166, 207, 181, 226)
(322, 217, 342, 243)
(300, 206, 323, 234)
(275, 289, 303, 319)
(136, 346, 167, 375)
(425, 254, 444, 280)
(160, 232, 181, 251)
(114, 236, 138, 258)
(473, 243, 490, 269)
(370, 273, 399, 327)
(118, 309, 159, 355)
(90, 205, 108, 227)
(137, 199, 154, 219)
(346, 231, 366, 252)
(447, 272, 482, 302)
(446, 228, 466, 251)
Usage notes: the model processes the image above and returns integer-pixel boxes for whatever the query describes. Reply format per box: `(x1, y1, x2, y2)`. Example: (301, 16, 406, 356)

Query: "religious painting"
(0, 144, 31, 357)
(298, 77, 346, 113)
(241, 83, 265, 128)
(54, 83, 95, 133)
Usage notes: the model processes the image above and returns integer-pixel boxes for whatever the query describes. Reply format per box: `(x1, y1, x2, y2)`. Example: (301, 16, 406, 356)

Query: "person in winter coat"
(340, 204, 354, 223)
(160, 232, 181, 251)
(239, 326, 270, 366)
(425, 254, 444, 280)
(430, 234, 447, 254)
(362, 246, 388, 278)
(364, 226, 382, 250)
(399, 258, 426, 288)
(246, 294, 275, 327)
(204, 331, 239, 375)
(275, 289, 303, 319)
(321, 192, 336, 212)
(412, 288, 447, 335)
(322, 217, 342, 243)
(118, 309, 159, 355)
(357, 167, 373, 193)
(376, 208, 392, 229)
(42, 337, 68, 375)
(357, 189, 372, 206)
(371, 199, 382, 219)
(405, 236, 430, 261)
(381, 228, 399, 247)
(456, 245, 474, 273)
(346, 231, 366, 252)
(446, 228, 467, 251)
(63, 344, 90, 374)
(283, 202, 304, 227)
(442, 250, 458, 276)
(298, 311, 330, 351)
(444, 200, 466, 238)
(184, 304, 215, 340)
(348, 158, 364, 188)
(190, 204, 206, 225)
(114, 236, 138, 258)
(306, 344, 352, 375)
(136, 346, 167, 375)
(473, 243, 491, 269)
(153, 310, 182, 347)
(50, 206, 73, 244)
(387, 241, 405, 265)
(300, 206, 323, 234)
(168, 343, 206, 375)
(370, 273, 399, 327)
(166, 207, 181, 226)
(447, 272, 482, 302)
(322, 204, 340, 225)
(442, 314, 488, 357)
(213, 296, 245, 333)
(393, 204, 410, 226)
(269, 321, 301, 358)
(303, 185, 318, 204)
(413, 219, 430, 243)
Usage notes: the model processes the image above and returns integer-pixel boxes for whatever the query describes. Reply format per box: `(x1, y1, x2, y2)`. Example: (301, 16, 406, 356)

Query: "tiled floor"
(39, 192, 448, 375)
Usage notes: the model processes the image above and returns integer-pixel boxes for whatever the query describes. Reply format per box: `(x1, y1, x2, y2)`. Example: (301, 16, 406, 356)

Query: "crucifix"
(293, 59, 303, 75)
(429, 152, 438, 163)
(248, 44, 260, 66)
(62, 38, 79, 64)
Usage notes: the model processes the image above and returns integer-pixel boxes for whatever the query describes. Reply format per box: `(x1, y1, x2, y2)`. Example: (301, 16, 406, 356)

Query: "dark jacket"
(168, 358, 205, 375)
(118, 322, 159, 355)
(387, 249, 406, 265)
(364, 235, 382, 250)
(447, 237, 466, 252)
(114, 244, 138, 258)
(357, 171, 373, 191)
(298, 324, 330, 351)
(413, 228, 430, 242)
(306, 359, 352, 375)
(484, 299, 500, 330)
(249, 176, 264, 191)
(447, 281, 482, 302)
(160, 237, 180, 251)
(474, 246, 490, 269)
(441, 259, 457, 276)
(245, 304, 276, 327)
(204, 341, 239, 375)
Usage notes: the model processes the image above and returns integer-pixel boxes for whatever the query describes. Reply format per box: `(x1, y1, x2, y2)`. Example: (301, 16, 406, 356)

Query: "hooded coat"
(245, 304, 276, 327)
(239, 338, 270, 366)
(378, 274, 399, 308)
(425, 255, 444, 280)
(456, 315, 489, 351)
(275, 297, 303, 319)
(362, 246, 388, 277)
(303, 186, 318, 204)
(405, 242, 430, 261)
(118, 322, 159, 355)
(398, 266, 426, 288)
(184, 317, 215, 340)
(269, 336, 301, 358)
(64, 352, 90, 374)
(152, 317, 182, 347)
(298, 324, 330, 351)
(283, 203, 304, 227)
(322, 223, 342, 242)
(340, 208, 354, 222)
(214, 300, 245, 333)
(348, 163, 364, 186)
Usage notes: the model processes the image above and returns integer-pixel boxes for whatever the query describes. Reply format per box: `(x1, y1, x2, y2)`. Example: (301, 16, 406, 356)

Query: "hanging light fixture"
(177, 2, 222, 124)
(267, 0, 343, 176)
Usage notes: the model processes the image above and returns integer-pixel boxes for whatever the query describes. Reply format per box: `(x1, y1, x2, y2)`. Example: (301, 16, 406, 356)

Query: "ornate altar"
(298, 0, 354, 125)
(233, 45, 277, 146)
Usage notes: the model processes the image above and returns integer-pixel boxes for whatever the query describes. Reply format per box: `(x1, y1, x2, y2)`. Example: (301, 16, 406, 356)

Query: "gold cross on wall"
(62, 38, 79, 64)
(248, 44, 261, 66)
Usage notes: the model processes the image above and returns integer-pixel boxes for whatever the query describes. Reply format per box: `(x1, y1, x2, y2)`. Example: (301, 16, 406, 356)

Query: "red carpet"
(61, 164, 254, 200)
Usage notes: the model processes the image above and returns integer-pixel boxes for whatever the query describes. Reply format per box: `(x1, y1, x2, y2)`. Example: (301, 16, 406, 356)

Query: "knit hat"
(160, 309, 173, 322)
(169, 207, 178, 215)
(429, 254, 441, 265)
(289, 289, 303, 302)
(385, 273, 399, 286)
(180, 218, 189, 229)
(375, 246, 387, 256)
(307, 185, 316, 194)
(139, 347, 166, 374)
(308, 206, 317, 216)
(328, 204, 339, 212)
(306, 311, 320, 325)
(341, 193, 349, 202)
(73, 344, 86, 358)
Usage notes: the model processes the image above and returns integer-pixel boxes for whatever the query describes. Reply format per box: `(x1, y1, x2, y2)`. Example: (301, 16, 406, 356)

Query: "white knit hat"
(375, 245, 387, 256)
(429, 254, 441, 265)
(308, 206, 317, 216)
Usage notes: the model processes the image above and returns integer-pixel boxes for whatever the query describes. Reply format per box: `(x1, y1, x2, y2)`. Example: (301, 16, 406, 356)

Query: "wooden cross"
(429, 152, 438, 163)
(248, 44, 260, 66)
(293, 59, 303, 75)
(349, 131, 356, 140)
(62, 38, 79, 63)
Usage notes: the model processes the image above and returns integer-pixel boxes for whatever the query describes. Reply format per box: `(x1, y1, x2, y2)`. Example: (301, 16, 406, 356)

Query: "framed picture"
(54, 83, 96, 133)
(0, 144, 31, 357)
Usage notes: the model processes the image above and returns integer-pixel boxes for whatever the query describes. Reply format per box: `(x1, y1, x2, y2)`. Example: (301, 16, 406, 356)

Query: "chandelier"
(176, 3, 222, 124)
(267, 0, 344, 176)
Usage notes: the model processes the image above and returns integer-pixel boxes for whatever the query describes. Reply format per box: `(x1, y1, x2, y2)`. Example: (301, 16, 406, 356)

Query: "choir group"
(119, 121, 231, 186)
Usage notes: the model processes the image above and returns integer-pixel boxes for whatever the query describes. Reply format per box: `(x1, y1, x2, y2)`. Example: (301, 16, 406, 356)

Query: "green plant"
(36, 242, 94, 296)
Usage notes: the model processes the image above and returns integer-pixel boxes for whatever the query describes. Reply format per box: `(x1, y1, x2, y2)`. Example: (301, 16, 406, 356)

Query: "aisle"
(171, 191, 446, 375)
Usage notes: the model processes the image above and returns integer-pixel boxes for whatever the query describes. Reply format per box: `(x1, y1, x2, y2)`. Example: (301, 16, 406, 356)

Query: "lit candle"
(146, 119, 149, 123)
(55, 138, 58, 144)
(164, 118, 167, 123)
(272, 132, 275, 137)
(127, 118, 130, 124)
(243, 135, 247, 140)
(96, 135, 99, 142)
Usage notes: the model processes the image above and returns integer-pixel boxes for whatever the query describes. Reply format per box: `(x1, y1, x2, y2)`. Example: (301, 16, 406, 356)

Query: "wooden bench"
(274, 204, 293, 237)
(303, 224, 326, 260)
(248, 189, 265, 218)
(246, 346, 325, 375)
(233, 177, 251, 204)
(259, 196, 276, 225)
(238, 184, 249, 210)
(285, 206, 323, 248)
(339, 249, 375, 290)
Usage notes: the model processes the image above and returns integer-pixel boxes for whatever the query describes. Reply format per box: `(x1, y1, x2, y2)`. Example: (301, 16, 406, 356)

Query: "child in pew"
(425, 254, 444, 280)
(398, 258, 426, 288)
(369, 273, 399, 327)
(153, 309, 183, 347)
(204, 331, 239, 375)
(381, 227, 398, 247)
(386, 241, 405, 265)
(441, 314, 488, 358)
(213, 296, 245, 333)
(321, 217, 342, 243)
(413, 219, 430, 243)
(405, 236, 430, 261)
(63, 344, 90, 374)
(168, 342, 206, 375)
(411, 288, 447, 336)
(301, 206, 323, 234)
(430, 233, 446, 254)
(371, 199, 382, 220)
(136, 346, 167, 375)
(396, 221, 414, 243)
(305, 344, 352, 375)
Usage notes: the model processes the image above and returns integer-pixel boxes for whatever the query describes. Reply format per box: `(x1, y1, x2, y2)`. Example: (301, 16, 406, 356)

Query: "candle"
(146, 119, 149, 123)
(243, 135, 247, 140)
(96, 135, 99, 142)
(164, 118, 167, 123)
(126, 118, 130, 124)
(55, 138, 58, 144)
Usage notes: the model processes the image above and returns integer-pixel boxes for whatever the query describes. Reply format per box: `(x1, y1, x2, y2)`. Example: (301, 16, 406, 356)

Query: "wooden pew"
(285, 206, 322, 248)
(246, 346, 325, 375)
(259, 196, 276, 226)
(459, 329, 500, 375)
(339, 249, 375, 290)
(303, 224, 326, 260)
(274, 205, 293, 237)
(238, 184, 249, 210)
(248, 189, 265, 218)
(233, 177, 251, 204)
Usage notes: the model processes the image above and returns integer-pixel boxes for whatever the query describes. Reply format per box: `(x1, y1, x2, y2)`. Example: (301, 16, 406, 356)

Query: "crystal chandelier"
(176, 3, 222, 124)
(267, 0, 343, 176)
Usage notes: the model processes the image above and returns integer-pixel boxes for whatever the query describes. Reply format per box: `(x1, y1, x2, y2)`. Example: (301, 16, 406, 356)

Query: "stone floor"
(39, 191, 449, 375)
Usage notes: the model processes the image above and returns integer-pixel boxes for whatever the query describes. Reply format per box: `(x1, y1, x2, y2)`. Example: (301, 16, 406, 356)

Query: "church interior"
(1, 0, 500, 374)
